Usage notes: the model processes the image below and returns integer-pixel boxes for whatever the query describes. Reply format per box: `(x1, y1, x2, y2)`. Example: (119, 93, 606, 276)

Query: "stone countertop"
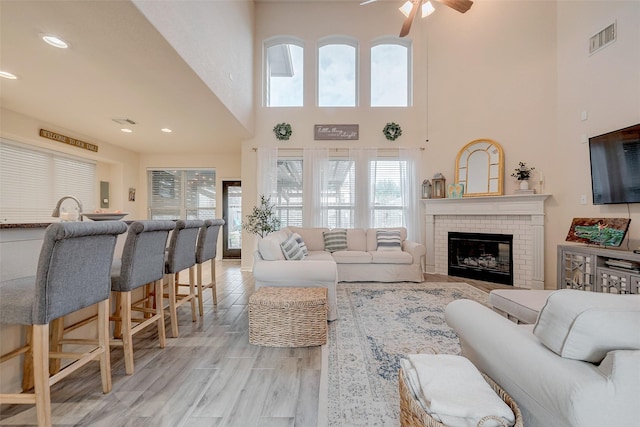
(0, 220, 139, 229)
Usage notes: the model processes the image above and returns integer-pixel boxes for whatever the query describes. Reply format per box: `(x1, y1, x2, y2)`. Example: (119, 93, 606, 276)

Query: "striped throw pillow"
(281, 234, 306, 260)
(323, 230, 348, 253)
(377, 230, 402, 251)
(293, 233, 308, 255)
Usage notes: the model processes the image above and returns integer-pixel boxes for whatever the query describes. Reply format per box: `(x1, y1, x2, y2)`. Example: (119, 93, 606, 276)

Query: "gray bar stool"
(110, 220, 176, 375)
(195, 219, 225, 315)
(164, 219, 203, 337)
(0, 221, 127, 427)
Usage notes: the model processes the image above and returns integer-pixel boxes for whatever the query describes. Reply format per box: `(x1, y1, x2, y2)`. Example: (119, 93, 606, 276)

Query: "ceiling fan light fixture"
(0, 71, 18, 80)
(41, 34, 69, 49)
(422, 1, 435, 18)
(399, 1, 413, 18)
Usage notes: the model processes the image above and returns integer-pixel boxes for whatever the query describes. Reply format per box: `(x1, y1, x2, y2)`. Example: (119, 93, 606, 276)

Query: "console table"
(557, 244, 640, 294)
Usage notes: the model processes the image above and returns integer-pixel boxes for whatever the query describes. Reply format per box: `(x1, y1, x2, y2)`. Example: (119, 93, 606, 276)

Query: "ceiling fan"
(361, 0, 473, 37)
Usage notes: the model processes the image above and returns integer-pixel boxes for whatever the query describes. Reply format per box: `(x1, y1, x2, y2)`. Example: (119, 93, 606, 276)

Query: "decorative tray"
(80, 212, 128, 221)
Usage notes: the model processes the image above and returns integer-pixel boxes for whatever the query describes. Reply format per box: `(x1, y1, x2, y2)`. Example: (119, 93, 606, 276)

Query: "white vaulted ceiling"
(0, 0, 251, 154)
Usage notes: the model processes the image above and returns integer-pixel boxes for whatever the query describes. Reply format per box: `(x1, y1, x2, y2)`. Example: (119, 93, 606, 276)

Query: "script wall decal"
(314, 124, 359, 140)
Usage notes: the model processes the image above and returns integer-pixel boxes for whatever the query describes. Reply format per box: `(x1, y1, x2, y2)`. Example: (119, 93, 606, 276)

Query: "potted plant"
(242, 195, 281, 238)
(511, 162, 535, 190)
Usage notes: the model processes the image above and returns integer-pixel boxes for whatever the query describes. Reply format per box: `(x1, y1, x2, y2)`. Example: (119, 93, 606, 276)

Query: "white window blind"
(0, 140, 96, 223)
(148, 169, 216, 220)
(371, 160, 406, 228)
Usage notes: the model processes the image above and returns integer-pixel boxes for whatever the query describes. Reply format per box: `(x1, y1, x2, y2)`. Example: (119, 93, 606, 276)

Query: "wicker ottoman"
(398, 368, 523, 427)
(249, 287, 328, 347)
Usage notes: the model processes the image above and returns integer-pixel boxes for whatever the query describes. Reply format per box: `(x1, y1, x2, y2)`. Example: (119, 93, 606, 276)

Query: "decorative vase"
(519, 180, 530, 190)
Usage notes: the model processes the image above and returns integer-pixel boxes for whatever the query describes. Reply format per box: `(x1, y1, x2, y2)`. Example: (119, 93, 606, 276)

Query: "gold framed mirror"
(455, 139, 504, 197)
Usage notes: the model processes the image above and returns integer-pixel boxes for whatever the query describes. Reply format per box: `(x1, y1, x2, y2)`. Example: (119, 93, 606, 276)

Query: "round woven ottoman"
(249, 287, 328, 347)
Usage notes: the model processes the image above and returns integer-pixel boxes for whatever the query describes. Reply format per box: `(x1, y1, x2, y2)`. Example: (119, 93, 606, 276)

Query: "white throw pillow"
(281, 233, 306, 260)
(293, 233, 308, 255)
(257, 229, 290, 261)
(377, 230, 402, 251)
(533, 289, 640, 363)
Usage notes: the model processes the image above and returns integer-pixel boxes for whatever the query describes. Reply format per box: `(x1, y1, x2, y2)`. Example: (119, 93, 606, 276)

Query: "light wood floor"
(0, 263, 503, 427)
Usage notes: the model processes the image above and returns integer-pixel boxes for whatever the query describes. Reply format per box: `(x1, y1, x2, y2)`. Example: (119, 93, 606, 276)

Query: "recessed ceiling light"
(0, 71, 18, 79)
(161, 128, 172, 133)
(121, 128, 133, 133)
(41, 34, 69, 49)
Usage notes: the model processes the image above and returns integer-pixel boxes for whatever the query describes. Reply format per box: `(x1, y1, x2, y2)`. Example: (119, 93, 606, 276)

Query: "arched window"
(264, 37, 304, 107)
(370, 37, 411, 107)
(318, 36, 358, 107)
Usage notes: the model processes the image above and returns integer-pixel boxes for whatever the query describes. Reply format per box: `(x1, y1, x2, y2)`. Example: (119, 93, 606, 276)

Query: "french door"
(222, 181, 241, 259)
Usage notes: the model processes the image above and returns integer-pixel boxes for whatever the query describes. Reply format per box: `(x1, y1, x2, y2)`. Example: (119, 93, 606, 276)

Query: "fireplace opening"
(448, 232, 513, 285)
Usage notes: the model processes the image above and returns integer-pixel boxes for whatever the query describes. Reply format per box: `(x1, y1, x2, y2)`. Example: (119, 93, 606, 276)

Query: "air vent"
(589, 22, 616, 55)
(112, 118, 136, 125)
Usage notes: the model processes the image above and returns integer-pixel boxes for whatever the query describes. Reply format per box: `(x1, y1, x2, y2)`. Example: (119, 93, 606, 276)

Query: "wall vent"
(589, 22, 616, 55)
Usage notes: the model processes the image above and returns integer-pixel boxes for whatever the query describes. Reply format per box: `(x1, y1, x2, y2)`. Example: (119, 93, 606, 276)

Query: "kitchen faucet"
(52, 195, 83, 221)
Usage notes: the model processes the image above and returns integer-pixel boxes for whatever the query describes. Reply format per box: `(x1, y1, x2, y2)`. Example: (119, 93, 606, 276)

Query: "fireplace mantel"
(423, 194, 550, 289)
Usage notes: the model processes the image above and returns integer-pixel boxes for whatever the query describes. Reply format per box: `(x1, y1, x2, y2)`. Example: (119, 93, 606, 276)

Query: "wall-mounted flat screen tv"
(589, 123, 640, 205)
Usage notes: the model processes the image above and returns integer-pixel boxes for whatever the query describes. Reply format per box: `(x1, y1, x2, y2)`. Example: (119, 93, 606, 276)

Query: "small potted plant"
(242, 195, 281, 238)
(511, 162, 535, 190)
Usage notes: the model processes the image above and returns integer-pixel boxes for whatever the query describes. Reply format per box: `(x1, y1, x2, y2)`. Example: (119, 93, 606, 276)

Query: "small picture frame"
(447, 183, 465, 199)
(128, 188, 136, 202)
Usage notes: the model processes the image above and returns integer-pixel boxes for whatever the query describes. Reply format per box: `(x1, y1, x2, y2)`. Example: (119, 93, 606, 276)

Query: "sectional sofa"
(252, 226, 426, 321)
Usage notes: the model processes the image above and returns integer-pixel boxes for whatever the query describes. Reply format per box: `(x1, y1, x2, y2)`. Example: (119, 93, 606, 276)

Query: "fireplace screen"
(448, 232, 513, 285)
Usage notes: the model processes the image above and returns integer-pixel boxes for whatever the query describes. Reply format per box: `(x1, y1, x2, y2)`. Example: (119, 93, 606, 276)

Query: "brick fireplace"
(423, 194, 549, 289)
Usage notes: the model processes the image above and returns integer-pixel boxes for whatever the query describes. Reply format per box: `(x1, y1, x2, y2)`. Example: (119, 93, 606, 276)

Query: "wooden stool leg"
(49, 317, 64, 376)
(196, 263, 204, 316)
(211, 259, 217, 305)
(120, 291, 134, 375)
(22, 326, 34, 392)
(112, 292, 123, 339)
(189, 266, 197, 322)
(97, 299, 112, 393)
(167, 274, 179, 338)
(155, 280, 166, 349)
(32, 324, 52, 427)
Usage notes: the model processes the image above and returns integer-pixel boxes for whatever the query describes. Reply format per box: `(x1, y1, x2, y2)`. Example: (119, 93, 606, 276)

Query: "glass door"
(222, 181, 241, 259)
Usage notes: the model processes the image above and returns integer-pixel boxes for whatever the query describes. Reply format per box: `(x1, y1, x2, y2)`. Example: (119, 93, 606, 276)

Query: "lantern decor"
(422, 179, 432, 199)
(432, 173, 446, 198)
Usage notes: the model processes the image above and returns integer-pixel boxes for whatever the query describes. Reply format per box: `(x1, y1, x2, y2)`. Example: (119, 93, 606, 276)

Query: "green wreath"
(383, 122, 402, 141)
(273, 122, 292, 141)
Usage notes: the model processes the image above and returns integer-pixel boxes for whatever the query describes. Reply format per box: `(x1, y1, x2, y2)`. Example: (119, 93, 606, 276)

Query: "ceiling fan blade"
(438, 0, 474, 13)
(399, 0, 420, 38)
(360, 0, 378, 5)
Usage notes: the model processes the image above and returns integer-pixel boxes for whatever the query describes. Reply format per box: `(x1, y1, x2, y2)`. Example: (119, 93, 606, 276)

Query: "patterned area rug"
(327, 282, 489, 426)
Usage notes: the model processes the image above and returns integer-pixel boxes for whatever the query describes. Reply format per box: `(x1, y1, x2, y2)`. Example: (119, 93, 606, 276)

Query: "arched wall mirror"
(455, 139, 504, 197)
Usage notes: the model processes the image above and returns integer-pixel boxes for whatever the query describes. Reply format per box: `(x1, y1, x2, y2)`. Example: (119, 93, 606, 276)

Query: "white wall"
(0, 108, 142, 218)
(133, 0, 255, 134)
(243, 1, 640, 285)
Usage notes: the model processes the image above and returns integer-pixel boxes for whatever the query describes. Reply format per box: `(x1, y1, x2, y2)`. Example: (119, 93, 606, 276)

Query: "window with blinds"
(276, 160, 303, 227)
(327, 159, 355, 228)
(371, 160, 406, 228)
(0, 140, 96, 223)
(148, 169, 216, 220)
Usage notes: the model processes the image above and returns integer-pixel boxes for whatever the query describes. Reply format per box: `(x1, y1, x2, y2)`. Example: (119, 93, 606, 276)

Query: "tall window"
(0, 140, 96, 223)
(265, 38, 304, 107)
(371, 160, 406, 227)
(270, 152, 414, 231)
(148, 169, 216, 220)
(275, 160, 303, 227)
(371, 38, 411, 107)
(326, 160, 355, 228)
(318, 37, 357, 107)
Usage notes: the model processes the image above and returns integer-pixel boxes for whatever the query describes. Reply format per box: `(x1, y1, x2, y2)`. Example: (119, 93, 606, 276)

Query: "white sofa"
(445, 290, 640, 427)
(252, 226, 426, 321)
